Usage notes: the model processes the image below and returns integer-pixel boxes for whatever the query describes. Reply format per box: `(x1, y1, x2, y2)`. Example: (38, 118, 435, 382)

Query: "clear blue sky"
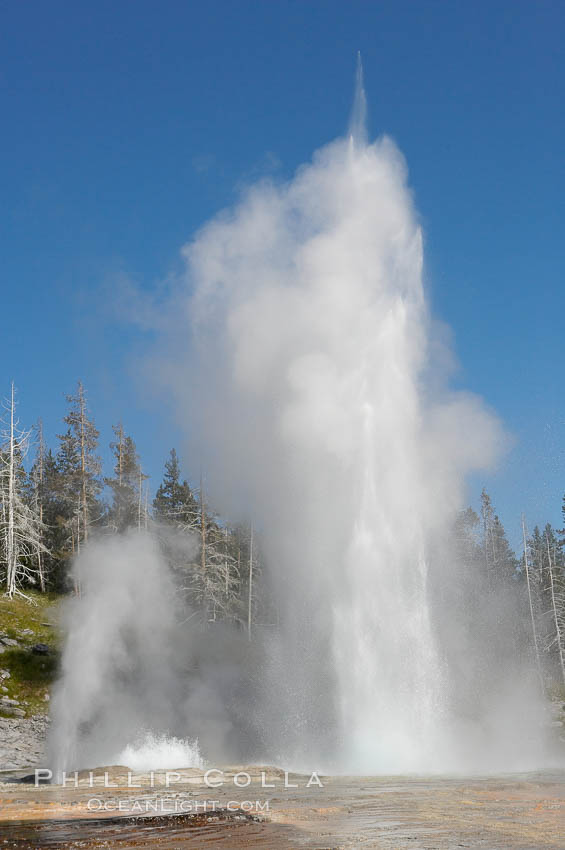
(1, 0, 563, 546)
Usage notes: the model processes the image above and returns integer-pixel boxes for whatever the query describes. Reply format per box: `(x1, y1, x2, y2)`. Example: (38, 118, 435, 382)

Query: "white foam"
(116, 732, 204, 771)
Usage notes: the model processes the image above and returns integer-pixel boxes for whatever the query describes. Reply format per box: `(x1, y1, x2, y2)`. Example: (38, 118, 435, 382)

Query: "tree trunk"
(200, 476, 207, 622)
(36, 419, 45, 592)
(522, 516, 544, 693)
(138, 468, 143, 531)
(247, 525, 254, 640)
(6, 383, 16, 597)
(77, 382, 88, 544)
(224, 527, 229, 596)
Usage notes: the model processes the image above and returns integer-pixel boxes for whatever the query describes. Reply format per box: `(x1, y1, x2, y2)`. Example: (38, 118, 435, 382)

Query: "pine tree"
(105, 424, 146, 532)
(480, 489, 517, 587)
(58, 382, 102, 550)
(40, 448, 74, 590)
(152, 449, 198, 587)
(453, 507, 483, 570)
(56, 428, 81, 554)
(559, 493, 565, 551)
(153, 449, 198, 527)
(490, 515, 518, 582)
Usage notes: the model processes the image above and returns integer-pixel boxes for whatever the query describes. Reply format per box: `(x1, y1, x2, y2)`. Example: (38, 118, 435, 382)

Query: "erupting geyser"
(176, 61, 503, 772)
(50, 61, 552, 776)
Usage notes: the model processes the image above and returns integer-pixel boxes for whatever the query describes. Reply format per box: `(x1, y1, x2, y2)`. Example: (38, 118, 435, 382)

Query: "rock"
(0, 706, 26, 718)
(0, 669, 11, 679)
(43, 693, 50, 701)
(0, 696, 19, 706)
(0, 637, 19, 647)
(31, 643, 50, 655)
(0, 714, 49, 769)
(20, 629, 34, 636)
(1, 686, 7, 693)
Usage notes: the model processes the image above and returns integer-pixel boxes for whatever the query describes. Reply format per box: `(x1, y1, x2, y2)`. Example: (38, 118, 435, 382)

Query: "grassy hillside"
(0, 591, 62, 717)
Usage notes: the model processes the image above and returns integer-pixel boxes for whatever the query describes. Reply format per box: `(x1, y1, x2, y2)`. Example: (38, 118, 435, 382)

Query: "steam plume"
(162, 84, 552, 772)
(50, 70, 558, 775)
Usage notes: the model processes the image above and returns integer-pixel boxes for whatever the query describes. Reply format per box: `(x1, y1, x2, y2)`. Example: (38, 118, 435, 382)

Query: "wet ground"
(0, 767, 564, 848)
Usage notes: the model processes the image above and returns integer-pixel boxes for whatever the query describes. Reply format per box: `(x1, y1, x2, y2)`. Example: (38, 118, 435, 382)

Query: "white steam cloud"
(157, 117, 550, 772)
(164, 138, 500, 767)
(50, 86, 558, 775)
(49, 532, 247, 775)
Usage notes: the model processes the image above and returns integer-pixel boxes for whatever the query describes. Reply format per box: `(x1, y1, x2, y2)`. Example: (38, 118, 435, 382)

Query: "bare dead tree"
(0, 384, 48, 600)
(137, 467, 149, 531)
(248, 524, 254, 639)
(30, 418, 46, 591)
(200, 474, 206, 591)
(113, 422, 124, 488)
(192, 479, 239, 623)
(545, 531, 565, 688)
(522, 515, 544, 693)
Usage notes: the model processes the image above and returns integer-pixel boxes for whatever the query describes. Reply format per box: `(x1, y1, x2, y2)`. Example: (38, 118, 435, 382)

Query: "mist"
(49, 531, 263, 775)
(159, 84, 551, 771)
(49, 75, 559, 776)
